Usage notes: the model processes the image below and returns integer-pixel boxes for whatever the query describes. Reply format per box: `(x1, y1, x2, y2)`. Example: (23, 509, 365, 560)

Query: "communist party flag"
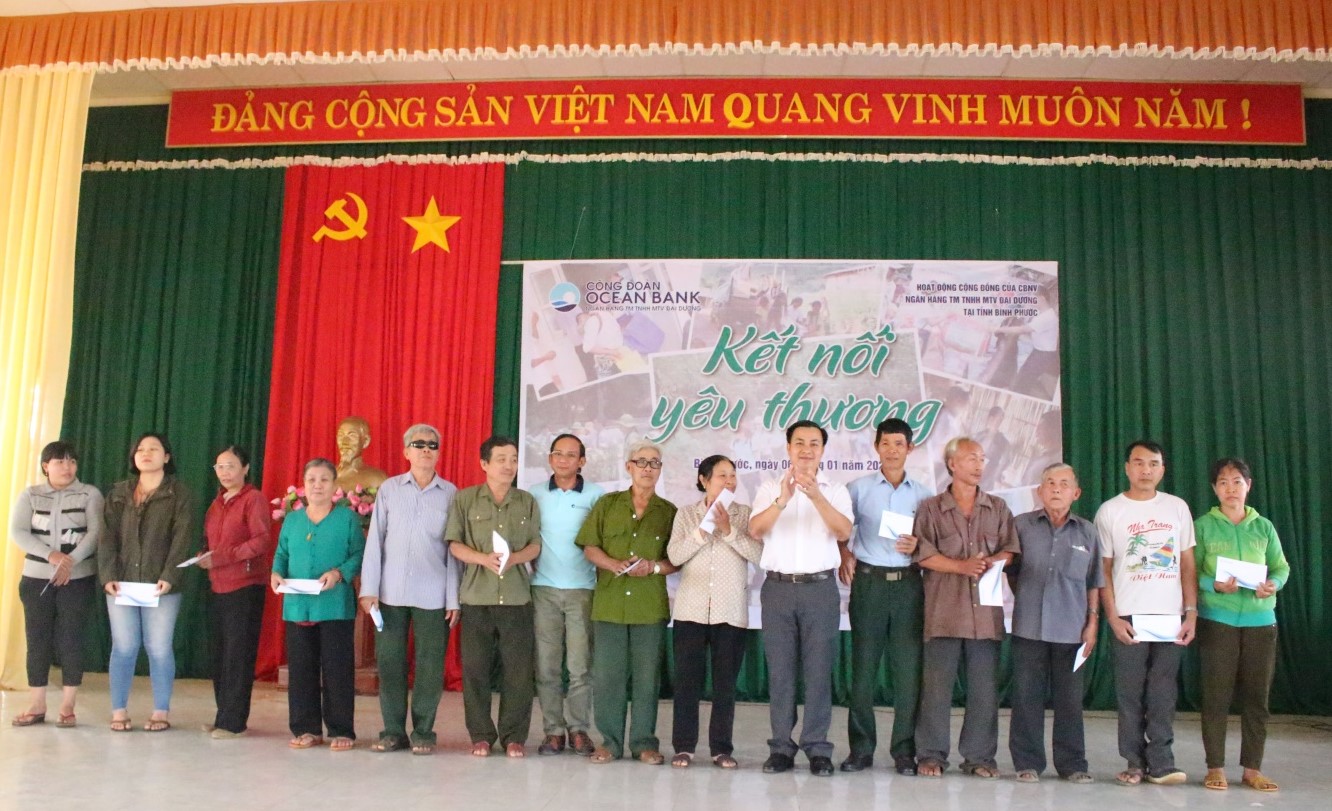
(255, 161, 505, 685)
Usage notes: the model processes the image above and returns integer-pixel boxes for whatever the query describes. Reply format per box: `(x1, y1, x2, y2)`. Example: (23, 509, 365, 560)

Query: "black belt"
(766, 569, 835, 584)
(855, 562, 917, 581)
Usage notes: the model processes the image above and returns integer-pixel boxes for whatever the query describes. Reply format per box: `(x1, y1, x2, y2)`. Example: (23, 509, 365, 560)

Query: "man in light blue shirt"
(838, 418, 931, 776)
(358, 423, 459, 755)
(530, 433, 604, 756)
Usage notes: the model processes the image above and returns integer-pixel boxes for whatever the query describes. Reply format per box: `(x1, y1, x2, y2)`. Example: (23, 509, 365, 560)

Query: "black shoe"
(894, 756, 918, 776)
(840, 754, 873, 772)
(762, 753, 795, 774)
(537, 734, 566, 755)
(810, 756, 835, 777)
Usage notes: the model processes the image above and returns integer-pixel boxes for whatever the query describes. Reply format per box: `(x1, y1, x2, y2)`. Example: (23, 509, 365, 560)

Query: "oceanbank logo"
(549, 282, 580, 312)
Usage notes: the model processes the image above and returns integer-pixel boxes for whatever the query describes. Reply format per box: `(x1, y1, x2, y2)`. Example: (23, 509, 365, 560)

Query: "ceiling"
(7, 0, 1332, 106)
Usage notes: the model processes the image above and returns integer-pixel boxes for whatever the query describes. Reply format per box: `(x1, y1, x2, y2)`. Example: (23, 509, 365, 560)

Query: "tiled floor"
(2, 674, 1328, 810)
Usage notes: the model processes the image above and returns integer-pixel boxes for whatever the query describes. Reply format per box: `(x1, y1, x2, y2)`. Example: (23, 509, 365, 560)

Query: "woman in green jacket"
(1195, 458, 1290, 793)
(272, 458, 364, 751)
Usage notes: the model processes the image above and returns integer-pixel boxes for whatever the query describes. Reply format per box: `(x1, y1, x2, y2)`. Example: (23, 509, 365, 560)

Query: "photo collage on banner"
(519, 260, 1061, 626)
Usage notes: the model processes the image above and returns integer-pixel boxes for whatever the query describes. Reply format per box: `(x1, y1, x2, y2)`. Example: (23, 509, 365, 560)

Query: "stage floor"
(3, 674, 1329, 810)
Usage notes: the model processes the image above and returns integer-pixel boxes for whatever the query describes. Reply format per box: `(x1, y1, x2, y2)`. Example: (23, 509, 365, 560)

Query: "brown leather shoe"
(538, 734, 566, 755)
(570, 731, 595, 757)
(637, 749, 665, 765)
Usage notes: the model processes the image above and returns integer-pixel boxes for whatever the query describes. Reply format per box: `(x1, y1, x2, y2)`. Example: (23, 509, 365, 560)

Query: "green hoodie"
(1195, 506, 1290, 627)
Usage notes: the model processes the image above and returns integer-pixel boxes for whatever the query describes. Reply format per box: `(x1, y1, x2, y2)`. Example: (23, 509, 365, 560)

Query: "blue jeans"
(106, 593, 182, 712)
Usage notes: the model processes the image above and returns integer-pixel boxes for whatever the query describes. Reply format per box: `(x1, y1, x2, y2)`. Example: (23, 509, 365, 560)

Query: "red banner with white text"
(254, 161, 505, 686)
(168, 78, 1305, 147)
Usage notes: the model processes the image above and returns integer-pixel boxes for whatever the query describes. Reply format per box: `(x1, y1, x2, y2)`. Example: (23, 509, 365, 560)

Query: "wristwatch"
(652, 562, 662, 575)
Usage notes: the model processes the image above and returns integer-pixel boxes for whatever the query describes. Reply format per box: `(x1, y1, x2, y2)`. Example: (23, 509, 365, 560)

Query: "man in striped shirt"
(359, 423, 460, 755)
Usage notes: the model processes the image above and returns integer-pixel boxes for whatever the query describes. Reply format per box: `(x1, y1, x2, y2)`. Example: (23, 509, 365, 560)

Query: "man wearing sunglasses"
(359, 424, 460, 755)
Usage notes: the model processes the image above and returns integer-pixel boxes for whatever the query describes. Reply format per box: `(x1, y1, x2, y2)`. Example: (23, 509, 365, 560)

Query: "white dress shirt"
(753, 473, 852, 575)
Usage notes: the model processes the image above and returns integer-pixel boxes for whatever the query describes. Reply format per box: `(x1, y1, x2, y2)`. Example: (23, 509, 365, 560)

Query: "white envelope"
(277, 578, 324, 595)
(492, 531, 511, 576)
(699, 488, 737, 534)
(1131, 614, 1182, 643)
(1215, 556, 1267, 590)
(878, 510, 915, 540)
(114, 581, 160, 607)
(1073, 642, 1090, 672)
(176, 551, 212, 568)
(978, 560, 1006, 607)
(369, 603, 384, 632)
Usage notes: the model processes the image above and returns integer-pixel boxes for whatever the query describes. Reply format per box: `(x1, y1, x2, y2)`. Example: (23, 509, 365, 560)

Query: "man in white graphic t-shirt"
(1096, 440, 1197, 787)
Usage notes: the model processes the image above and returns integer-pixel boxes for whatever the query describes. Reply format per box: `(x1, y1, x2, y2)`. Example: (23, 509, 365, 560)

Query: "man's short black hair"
(785, 420, 828, 444)
(1125, 439, 1165, 463)
(549, 433, 586, 459)
(481, 435, 519, 462)
(873, 418, 913, 446)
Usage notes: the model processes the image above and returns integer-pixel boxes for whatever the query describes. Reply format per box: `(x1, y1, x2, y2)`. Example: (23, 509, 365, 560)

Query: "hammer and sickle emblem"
(312, 192, 369, 242)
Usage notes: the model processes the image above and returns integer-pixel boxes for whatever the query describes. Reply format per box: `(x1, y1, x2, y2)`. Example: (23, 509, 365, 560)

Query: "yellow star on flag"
(402, 197, 462, 253)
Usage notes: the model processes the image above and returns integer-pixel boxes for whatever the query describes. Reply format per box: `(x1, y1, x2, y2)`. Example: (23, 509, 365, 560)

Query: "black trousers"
(211, 584, 267, 733)
(19, 575, 93, 687)
(461, 603, 536, 747)
(671, 620, 747, 756)
(286, 620, 356, 739)
(1008, 635, 1088, 776)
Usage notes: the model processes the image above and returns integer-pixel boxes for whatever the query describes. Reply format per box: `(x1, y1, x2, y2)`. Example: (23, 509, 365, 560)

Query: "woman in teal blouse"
(1195, 458, 1290, 793)
(272, 458, 364, 751)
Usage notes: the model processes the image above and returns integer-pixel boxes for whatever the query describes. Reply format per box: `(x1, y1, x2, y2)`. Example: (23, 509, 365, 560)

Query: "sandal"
(1016, 769, 1040, 783)
(412, 742, 435, 756)
(1242, 773, 1279, 792)
(1063, 771, 1094, 784)
(330, 737, 355, 752)
(144, 718, 171, 732)
(1204, 769, 1229, 790)
(371, 736, 408, 753)
(57, 713, 77, 729)
(590, 747, 618, 764)
(1115, 768, 1144, 786)
(672, 752, 694, 768)
(712, 753, 738, 769)
(961, 762, 1000, 779)
(110, 717, 133, 732)
(288, 733, 324, 749)
(506, 743, 526, 758)
(471, 741, 492, 757)
(637, 749, 665, 765)
(917, 758, 945, 778)
(11, 711, 46, 727)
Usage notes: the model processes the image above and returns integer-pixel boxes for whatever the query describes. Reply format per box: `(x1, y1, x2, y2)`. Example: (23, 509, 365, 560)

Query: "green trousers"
(375, 603, 448, 747)
(592, 620, 665, 758)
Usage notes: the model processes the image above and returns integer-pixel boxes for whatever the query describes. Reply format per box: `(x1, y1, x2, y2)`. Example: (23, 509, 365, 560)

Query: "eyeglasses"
(408, 440, 440, 450)
(549, 451, 581, 460)
(212, 464, 240, 471)
(629, 458, 663, 470)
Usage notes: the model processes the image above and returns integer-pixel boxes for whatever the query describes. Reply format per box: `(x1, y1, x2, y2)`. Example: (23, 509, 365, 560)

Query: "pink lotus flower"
(357, 502, 372, 515)
(287, 485, 297, 494)
(334, 488, 346, 501)
(348, 494, 361, 506)
(270, 497, 282, 506)
(295, 488, 306, 498)
(271, 509, 284, 520)
(292, 501, 304, 510)
(354, 484, 364, 494)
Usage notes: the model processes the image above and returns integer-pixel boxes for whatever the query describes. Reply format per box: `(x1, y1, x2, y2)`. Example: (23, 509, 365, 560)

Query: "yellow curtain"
(0, 67, 92, 690)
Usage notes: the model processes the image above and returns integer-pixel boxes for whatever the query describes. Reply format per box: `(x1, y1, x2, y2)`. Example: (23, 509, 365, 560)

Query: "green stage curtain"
(62, 164, 282, 679)
(71, 104, 1331, 714)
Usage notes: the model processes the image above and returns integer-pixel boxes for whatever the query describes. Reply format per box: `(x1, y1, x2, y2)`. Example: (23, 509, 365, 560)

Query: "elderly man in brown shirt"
(912, 436, 1019, 779)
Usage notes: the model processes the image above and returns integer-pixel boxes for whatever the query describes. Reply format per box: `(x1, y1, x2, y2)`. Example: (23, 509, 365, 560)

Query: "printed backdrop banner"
(519, 260, 1061, 626)
(256, 161, 506, 683)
